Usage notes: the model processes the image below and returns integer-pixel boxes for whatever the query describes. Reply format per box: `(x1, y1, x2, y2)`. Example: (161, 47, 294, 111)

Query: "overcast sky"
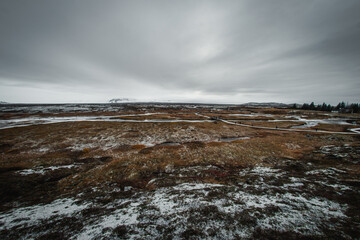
(0, 0, 359, 104)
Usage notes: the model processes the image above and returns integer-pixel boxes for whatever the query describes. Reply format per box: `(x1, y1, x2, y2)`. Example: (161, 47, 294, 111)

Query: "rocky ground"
(0, 104, 359, 239)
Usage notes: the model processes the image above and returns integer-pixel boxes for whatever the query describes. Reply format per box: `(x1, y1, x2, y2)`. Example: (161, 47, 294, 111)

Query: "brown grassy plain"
(0, 106, 359, 239)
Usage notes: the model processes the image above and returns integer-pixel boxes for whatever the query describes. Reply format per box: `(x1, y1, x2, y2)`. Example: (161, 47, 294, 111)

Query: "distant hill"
(109, 98, 137, 103)
(107, 100, 292, 107)
(240, 102, 291, 108)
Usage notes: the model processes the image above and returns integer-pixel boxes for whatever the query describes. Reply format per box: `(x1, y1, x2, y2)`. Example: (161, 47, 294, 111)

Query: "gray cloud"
(0, 0, 359, 103)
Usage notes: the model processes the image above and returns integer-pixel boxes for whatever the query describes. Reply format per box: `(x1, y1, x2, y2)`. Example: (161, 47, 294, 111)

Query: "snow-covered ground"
(74, 183, 348, 239)
(1, 164, 356, 239)
(0, 198, 89, 229)
(0, 114, 212, 130)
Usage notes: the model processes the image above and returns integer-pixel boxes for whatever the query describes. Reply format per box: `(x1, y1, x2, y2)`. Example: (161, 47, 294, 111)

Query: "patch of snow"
(0, 198, 89, 229)
(227, 113, 274, 117)
(246, 166, 283, 177)
(164, 164, 174, 173)
(306, 168, 346, 176)
(283, 182, 304, 188)
(124, 186, 133, 191)
(315, 182, 352, 191)
(16, 164, 80, 175)
(76, 201, 140, 240)
(256, 193, 347, 234)
(285, 143, 301, 150)
(74, 182, 348, 239)
(1, 179, 351, 239)
(37, 147, 51, 153)
(350, 127, 360, 134)
(219, 136, 250, 142)
(172, 182, 223, 191)
(0, 113, 211, 130)
(67, 143, 98, 151)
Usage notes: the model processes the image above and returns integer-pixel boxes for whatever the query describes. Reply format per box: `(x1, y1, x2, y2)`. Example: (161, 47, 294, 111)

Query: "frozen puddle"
(288, 116, 354, 129)
(227, 113, 274, 117)
(219, 136, 250, 142)
(157, 142, 181, 146)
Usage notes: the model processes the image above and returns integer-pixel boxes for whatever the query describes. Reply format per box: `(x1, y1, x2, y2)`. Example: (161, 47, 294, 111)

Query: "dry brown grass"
(1, 106, 360, 240)
(113, 113, 205, 120)
(1, 107, 359, 198)
(246, 121, 302, 129)
(56, 131, 323, 192)
(310, 123, 351, 132)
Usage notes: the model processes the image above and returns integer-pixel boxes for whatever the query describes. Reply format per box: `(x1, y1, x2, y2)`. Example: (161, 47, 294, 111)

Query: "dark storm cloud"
(0, 0, 359, 103)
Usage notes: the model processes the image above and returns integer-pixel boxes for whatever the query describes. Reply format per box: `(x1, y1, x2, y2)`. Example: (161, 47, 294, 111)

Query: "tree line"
(292, 102, 359, 113)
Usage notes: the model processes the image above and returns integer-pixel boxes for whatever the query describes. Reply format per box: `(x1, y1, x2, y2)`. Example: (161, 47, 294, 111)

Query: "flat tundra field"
(0, 104, 359, 239)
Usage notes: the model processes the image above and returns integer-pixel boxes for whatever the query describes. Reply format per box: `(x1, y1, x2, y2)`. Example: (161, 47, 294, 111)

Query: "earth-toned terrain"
(0, 103, 359, 239)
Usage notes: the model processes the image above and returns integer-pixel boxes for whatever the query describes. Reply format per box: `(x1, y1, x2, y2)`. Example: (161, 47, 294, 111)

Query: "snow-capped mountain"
(109, 98, 137, 103)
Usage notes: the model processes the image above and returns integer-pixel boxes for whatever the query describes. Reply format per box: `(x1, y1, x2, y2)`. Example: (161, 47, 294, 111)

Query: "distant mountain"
(240, 102, 291, 108)
(107, 99, 292, 107)
(109, 98, 137, 103)
(0, 101, 8, 104)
